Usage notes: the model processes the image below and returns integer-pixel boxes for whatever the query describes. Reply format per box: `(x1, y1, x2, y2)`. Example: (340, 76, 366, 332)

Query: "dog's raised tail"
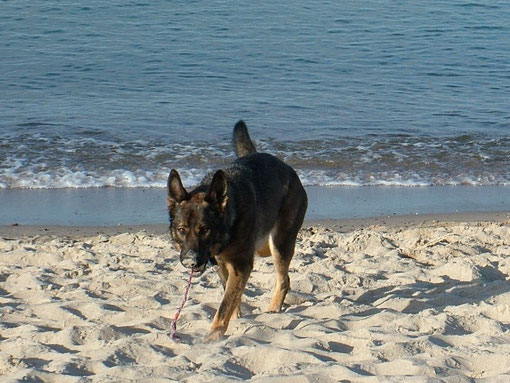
(233, 120, 257, 158)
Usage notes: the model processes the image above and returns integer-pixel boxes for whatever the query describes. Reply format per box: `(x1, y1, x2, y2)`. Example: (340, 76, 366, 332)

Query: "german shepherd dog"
(167, 121, 307, 342)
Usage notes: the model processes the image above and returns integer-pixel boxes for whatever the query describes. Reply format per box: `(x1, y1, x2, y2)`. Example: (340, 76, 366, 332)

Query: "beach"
(2, 2, 510, 381)
(1, 212, 509, 382)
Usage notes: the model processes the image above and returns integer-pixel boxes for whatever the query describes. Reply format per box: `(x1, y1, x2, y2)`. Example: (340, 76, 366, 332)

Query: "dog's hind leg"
(267, 180, 307, 312)
(267, 229, 293, 312)
(216, 261, 229, 289)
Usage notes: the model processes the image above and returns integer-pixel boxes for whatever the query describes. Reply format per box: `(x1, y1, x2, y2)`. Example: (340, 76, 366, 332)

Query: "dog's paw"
(204, 328, 226, 343)
(266, 303, 283, 313)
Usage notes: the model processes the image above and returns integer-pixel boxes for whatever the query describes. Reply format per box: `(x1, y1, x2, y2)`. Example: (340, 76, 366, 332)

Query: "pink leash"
(170, 268, 194, 341)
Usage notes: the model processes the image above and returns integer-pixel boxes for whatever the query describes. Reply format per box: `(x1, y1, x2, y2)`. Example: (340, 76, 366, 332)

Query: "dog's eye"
(198, 226, 209, 236)
(177, 227, 187, 236)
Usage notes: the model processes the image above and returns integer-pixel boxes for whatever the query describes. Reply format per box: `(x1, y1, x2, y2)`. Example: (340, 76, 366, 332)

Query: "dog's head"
(167, 169, 228, 274)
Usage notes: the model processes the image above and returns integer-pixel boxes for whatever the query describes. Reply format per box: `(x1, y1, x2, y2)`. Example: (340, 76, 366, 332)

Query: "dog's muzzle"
(180, 250, 209, 275)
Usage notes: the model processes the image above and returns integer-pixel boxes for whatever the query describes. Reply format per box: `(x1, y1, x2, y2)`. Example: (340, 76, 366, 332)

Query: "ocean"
(1, 1, 509, 192)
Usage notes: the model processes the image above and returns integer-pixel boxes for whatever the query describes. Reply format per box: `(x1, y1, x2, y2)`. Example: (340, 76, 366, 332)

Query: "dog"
(167, 121, 307, 342)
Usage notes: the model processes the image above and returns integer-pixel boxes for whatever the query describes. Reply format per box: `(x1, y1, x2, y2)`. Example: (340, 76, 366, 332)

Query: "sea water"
(1, 1, 509, 191)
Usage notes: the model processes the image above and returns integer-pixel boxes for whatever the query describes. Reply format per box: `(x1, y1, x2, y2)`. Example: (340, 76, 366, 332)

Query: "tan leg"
(265, 181, 306, 313)
(205, 261, 252, 342)
(216, 261, 242, 318)
(267, 232, 292, 312)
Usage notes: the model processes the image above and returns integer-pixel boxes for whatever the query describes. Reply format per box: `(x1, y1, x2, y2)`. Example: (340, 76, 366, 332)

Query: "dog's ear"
(167, 169, 188, 209)
(206, 170, 228, 211)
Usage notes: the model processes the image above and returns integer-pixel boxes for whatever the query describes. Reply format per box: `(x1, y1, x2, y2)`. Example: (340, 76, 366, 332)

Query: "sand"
(1, 213, 510, 382)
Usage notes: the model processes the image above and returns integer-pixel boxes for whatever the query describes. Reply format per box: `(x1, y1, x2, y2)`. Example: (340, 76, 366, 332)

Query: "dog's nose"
(180, 250, 200, 269)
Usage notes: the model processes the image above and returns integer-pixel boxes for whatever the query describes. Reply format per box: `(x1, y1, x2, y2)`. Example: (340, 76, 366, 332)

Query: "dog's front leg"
(205, 260, 252, 342)
(215, 260, 242, 318)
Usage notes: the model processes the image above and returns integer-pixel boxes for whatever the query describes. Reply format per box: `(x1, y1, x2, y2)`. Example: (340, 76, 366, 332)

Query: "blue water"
(1, 1, 509, 188)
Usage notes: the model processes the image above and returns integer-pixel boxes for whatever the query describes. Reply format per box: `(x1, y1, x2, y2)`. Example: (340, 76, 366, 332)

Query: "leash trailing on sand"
(170, 269, 194, 341)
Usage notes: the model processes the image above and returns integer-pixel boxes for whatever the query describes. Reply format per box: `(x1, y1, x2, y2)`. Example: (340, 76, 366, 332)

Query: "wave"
(1, 131, 508, 189)
(1, 167, 509, 189)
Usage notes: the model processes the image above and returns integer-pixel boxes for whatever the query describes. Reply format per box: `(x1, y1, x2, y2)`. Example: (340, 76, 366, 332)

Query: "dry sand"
(1, 213, 510, 382)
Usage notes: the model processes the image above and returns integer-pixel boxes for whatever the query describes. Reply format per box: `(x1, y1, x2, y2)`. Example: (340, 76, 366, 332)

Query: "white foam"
(0, 166, 208, 189)
(1, 131, 509, 189)
(296, 170, 509, 188)
(1, 166, 510, 189)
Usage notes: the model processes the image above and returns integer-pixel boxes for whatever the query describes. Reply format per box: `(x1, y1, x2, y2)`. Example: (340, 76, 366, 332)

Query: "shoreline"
(1, 210, 509, 238)
(1, 184, 510, 227)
